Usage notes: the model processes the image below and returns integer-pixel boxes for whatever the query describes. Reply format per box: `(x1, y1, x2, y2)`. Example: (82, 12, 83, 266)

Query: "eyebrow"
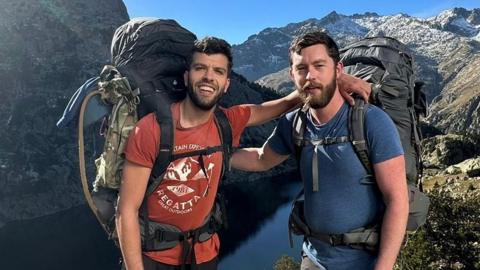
(294, 59, 327, 69)
(213, 67, 228, 73)
(192, 62, 228, 73)
(312, 59, 327, 65)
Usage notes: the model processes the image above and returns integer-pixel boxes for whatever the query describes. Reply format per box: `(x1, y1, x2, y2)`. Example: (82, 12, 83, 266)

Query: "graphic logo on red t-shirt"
(165, 156, 213, 182)
(154, 144, 216, 215)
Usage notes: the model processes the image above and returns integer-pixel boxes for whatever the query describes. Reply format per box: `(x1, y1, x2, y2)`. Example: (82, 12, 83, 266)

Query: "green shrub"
(273, 255, 300, 270)
(396, 188, 480, 269)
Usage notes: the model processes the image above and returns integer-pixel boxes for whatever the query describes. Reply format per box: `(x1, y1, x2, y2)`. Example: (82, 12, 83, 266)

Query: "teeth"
(199, 85, 214, 92)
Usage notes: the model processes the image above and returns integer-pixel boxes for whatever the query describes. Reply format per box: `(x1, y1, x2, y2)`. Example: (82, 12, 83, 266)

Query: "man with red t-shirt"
(116, 36, 371, 270)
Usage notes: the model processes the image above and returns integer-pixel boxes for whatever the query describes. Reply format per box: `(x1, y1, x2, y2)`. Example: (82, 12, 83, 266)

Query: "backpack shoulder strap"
(292, 106, 308, 162)
(146, 106, 174, 196)
(348, 97, 373, 176)
(213, 107, 233, 179)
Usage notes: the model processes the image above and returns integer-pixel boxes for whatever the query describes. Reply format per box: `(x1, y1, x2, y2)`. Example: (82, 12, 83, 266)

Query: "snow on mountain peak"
(428, 8, 479, 37)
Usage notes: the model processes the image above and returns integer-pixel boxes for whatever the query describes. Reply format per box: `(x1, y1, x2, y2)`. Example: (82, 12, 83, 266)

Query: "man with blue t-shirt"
(231, 31, 409, 270)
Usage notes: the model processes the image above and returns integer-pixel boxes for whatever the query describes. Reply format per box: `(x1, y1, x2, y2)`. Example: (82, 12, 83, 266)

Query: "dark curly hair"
(289, 31, 340, 66)
(189, 36, 233, 75)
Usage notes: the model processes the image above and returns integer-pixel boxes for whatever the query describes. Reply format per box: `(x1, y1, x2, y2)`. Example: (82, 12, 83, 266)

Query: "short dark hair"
(189, 36, 233, 74)
(288, 31, 340, 66)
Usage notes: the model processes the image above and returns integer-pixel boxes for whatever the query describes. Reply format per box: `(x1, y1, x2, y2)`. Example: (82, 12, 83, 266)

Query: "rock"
(446, 157, 480, 176)
(422, 134, 480, 168)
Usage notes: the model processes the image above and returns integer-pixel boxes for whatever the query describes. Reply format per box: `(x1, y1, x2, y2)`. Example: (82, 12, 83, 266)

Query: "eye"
(194, 65, 206, 71)
(295, 66, 305, 72)
(214, 68, 226, 76)
(295, 66, 307, 75)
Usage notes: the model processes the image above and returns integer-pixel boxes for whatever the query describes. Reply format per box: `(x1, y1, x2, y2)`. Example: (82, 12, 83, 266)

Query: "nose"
(203, 67, 215, 81)
(306, 71, 312, 81)
(305, 66, 315, 81)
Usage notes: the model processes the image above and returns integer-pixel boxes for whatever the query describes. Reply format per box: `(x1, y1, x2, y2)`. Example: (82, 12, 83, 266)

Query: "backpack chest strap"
(306, 136, 350, 146)
(309, 136, 349, 191)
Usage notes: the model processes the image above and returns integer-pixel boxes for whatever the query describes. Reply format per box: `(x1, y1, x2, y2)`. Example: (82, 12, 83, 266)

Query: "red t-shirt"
(124, 102, 251, 265)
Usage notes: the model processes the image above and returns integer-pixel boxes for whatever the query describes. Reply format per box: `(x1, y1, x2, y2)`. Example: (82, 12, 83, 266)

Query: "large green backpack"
(60, 18, 233, 255)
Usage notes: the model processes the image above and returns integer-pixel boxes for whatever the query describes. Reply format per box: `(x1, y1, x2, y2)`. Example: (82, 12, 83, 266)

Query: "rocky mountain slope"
(234, 9, 480, 135)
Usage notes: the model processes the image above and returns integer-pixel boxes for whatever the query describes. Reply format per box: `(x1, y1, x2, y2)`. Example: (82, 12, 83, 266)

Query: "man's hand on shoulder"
(338, 73, 371, 106)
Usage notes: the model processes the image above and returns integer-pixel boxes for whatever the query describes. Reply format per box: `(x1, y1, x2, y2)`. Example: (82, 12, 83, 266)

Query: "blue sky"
(123, 0, 479, 45)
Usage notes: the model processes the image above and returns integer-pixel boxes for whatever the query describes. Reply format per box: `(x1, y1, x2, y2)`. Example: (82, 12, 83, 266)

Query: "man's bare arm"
(337, 73, 372, 105)
(116, 160, 152, 270)
(246, 90, 300, 127)
(373, 155, 409, 270)
(230, 144, 289, 172)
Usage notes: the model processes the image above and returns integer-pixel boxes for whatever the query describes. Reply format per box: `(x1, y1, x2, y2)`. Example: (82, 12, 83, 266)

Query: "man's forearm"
(247, 90, 300, 126)
(374, 197, 409, 270)
(231, 145, 289, 172)
(117, 211, 144, 270)
(230, 148, 266, 171)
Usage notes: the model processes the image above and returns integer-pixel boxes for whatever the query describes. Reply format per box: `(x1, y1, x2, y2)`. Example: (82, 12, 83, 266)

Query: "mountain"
(0, 2, 478, 226)
(426, 51, 480, 134)
(233, 9, 480, 135)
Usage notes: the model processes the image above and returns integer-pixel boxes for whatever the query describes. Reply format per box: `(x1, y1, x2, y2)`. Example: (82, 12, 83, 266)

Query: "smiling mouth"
(197, 84, 216, 94)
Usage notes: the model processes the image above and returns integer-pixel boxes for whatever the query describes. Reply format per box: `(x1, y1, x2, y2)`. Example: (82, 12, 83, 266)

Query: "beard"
(300, 74, 337, 109)
(186, 79, 225, 111)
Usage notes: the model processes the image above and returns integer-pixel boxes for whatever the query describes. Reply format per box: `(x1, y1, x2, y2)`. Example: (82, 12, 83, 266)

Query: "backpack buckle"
(324, 137, 335, 145)
(329, 234, 344, 246)
(154, 230, 165, 241)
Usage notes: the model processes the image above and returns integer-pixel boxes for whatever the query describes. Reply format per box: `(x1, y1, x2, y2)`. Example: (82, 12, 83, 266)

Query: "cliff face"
(426, 51, 480, 135)
(0, 0, 130, 225)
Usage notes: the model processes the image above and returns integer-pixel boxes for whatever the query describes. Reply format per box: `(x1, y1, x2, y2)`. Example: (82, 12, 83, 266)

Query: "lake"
(0, 173, 302, 270)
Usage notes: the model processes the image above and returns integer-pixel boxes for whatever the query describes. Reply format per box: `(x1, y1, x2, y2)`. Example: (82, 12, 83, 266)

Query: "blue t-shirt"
(267, 102, 403, 270)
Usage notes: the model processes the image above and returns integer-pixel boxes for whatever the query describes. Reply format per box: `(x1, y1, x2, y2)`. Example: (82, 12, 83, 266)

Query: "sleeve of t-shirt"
(365, 105, 404, 164)
(123, 113, 160, 168)
(222, 105, 251, 146)
(266, 112, 295, 156)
